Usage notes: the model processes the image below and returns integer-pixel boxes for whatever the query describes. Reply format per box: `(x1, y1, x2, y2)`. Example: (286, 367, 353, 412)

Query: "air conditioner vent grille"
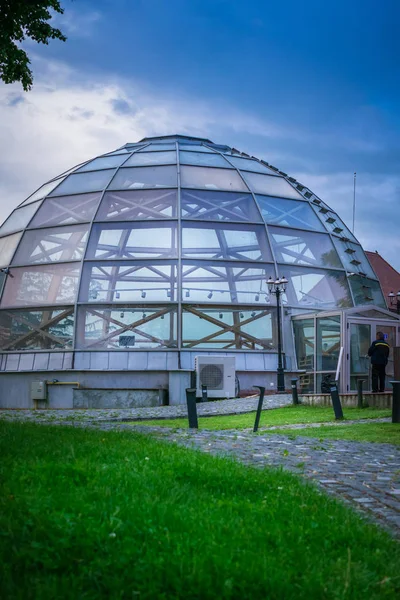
(200, 364, 224, 389)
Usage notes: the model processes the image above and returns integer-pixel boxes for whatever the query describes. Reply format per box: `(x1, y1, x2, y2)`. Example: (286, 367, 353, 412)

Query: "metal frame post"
(390, 381, 400, 423)
(253, 386, 265, 433)
(357, 379, 365, 409)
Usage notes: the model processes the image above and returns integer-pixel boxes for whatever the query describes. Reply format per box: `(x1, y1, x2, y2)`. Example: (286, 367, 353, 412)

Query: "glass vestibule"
(292, 306, 400, 394)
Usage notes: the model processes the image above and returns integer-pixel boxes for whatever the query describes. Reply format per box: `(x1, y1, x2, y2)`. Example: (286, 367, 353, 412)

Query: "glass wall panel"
(86, 222, 177, 259)
(21, 177, 66, 205)
(228, 156, 276, 174)
(77, 305, 177, 349)
(0, 307, 74, 350)
(283, 266, 352, 308)
(0, 232, 22, 268)
(313, 206, 357, 242)
(332, 238, 376, 278)
(13, 225, 88, 265)
(180, 166, 248, 192)
(316, 315, 341, 371)
(123, 151, 176, 167)
(0, 201, 42, 236)
(242, 172, 303, 199)
(138, 144, 176, 151)
(256, 195, 324, 231)
(269, 226, 342, 268)
(179, 151, 232, 168)
(181, 189, 261, 222)
(76, 155, 129, 172)
(349, 322, 371, 391)
(182, 223, 272, 261)
(96, 190, 177, 221)
(1, 263, 80, 307)
(293, 318, 315, 371)
(182, 307, 276, 350)
(50, 171, 113, 196)
(182, 261, 271, 303)
(108, 166, 177, 190)
(79, 261, 177, 302)
(349, 276, 386, 307)
(178, 144, 214, 153)
(29, 193, 101, 227)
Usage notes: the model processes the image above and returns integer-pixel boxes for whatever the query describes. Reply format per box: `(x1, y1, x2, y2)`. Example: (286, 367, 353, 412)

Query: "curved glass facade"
(0, 135, 385, 353)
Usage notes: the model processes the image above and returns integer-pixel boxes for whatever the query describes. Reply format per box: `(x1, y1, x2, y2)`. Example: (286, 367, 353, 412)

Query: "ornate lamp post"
(267, 276, 288, 392)
(388, 291, 400, 314)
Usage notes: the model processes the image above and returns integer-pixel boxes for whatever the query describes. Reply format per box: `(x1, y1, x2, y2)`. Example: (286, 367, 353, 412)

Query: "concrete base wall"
(73, 389, 162, 409)
(300, 392, 392, 409)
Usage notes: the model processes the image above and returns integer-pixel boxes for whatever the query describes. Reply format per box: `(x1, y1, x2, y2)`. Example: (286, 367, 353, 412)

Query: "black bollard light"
(185, 388, 199, 429)
(253, 386, 265, 433)
(329, 380, 344, 420)
(357, 379, 365, 409)
(291, 378, 299, 405)
(201, 384, 208, 403)
(390, 381, 400, 423)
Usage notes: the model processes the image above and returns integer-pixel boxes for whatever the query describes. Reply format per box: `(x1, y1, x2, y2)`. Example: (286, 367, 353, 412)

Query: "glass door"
(373, 324, 396, 387)
(349, 322, 371, 391)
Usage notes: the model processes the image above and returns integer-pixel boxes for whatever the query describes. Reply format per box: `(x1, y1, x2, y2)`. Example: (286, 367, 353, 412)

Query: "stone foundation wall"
(299, 392, 392, 409)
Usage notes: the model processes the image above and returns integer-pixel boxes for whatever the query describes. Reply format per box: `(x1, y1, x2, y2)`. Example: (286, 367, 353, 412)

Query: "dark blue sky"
(1, 0, 399, 267)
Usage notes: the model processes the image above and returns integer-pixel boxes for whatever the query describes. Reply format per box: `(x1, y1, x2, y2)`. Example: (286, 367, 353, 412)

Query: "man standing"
(368, 332, 390, 393)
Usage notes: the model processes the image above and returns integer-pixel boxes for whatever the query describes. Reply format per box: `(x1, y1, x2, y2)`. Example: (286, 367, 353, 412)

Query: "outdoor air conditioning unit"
(195, 356, 236, 399)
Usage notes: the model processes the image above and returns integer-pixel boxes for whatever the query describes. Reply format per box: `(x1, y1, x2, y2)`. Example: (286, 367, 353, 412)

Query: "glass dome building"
(0, 134, 395, 408)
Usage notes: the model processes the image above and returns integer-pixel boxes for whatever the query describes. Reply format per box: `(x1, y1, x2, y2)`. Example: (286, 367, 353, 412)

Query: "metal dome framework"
(0, 135, 385, 354)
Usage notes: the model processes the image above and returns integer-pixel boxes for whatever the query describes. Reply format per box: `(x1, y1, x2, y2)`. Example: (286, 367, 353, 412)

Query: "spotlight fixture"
(120, 312, 125, 319)
(142, 312, 146, 319)
(141, 290, 146, 298)
(240, 312, 244, 318)
(161, 315, 165, 320)
(0, 267, 13, 277)
(219, 313, 223, 319)
(255, 294, 260, 301)
(185, 289, 190, 298)
(207, 291, 213, 299)
(115, 291, 120, 299)
(251, 312, 256, 317)
(166, 289, 171, 298)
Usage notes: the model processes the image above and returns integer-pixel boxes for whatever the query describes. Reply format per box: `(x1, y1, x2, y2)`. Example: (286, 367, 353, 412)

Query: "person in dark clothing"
(368, 331, 390, 393)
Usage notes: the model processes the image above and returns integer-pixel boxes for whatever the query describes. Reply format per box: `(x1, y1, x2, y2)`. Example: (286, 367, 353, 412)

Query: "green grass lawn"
(269, 422, 400, 445)
(133, 405, 391, 430)
(1, 422, 400, 599)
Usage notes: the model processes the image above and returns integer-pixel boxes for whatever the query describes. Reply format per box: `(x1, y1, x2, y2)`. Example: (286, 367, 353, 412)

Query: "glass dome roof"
(0, 134, 385, 353)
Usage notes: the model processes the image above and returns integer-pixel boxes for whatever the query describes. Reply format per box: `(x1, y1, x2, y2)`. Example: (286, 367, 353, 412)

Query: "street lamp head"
(279, 276, 288, 292)
(267, 276, 274, 293)
(397, 291, 400, 298)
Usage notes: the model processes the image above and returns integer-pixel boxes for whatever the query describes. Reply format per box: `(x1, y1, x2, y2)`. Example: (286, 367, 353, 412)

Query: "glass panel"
(377, 325, 396, 384)
(79, 261, 177, 302)
(96, 189, 177, 221)
(108, 166, 177, 190)
(1, 263, 80, 307)
(123, 151, 176, 167)
(269, 227, 342, 268)
(349, 276, 386, 308)
(316, 316, 341, 371)
(178, 144, 214, 153)
(284, 266, 352, 309)
(0, 232, 22, 268)
(256, 195, 324, 231)
(76, 155, 129, 172)
(29, 193, 101, 227)
(182, 307, 276, 350)
(50, 171, 114, 196)
(352, 309, 398, 319)
(332, 239, 376, 278)
(182, 223, 272, 261)
(242, 172, 303, 199)
(0, 201, 42, 236)
(0, 307, 74, 350)
(228, 156, 277, 174)
(104, 148, 131, 155)
(182, 261, 272, 304)
(181, 189, 261, 222)
(293, 318, 315, 371)
(86, 222, 177, 259)
(298, 373, 314, 393)
(77, 305, 177, 349)
(13, 225, 89, 265)
(313, 206, 357, 242)
(180, 166, 248, 192)
(316, 373, 338, 394)
(138, 144, 176, 151)
(179, 151, 232, 168)
(21, 177, 66, 205)
(349, 323, 371, 391)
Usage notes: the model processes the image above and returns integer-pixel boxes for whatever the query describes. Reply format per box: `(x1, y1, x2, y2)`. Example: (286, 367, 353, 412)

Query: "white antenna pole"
(352, 172, 357, 233)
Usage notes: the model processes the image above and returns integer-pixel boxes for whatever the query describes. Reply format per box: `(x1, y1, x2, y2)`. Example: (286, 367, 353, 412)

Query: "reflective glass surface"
(293, 318, 315, 371)
(21, 177, 66, 205)
(50, 171, 113, 196)
(180, 166, 248, 191)
(242, 172, 303, 199)
(316, 315, 341, 371)
(0, 232, 22, 268)
(96, 190, 177, 221)
(228, 156, 276, 174)
(179, 151, 232, 168)
(181, 189, 261, 222)
(1, 263, 80, 307)
(269, 226, 342, 268)
(13, 225, 89, 265)
(0, 307, 74, 350)
(178, 144, 214, 153)
(76, 154, 129, 172)
(77, 305, 177, 349)
(123, 151, 176, 167)
(29, 193, 101, 227)
(137, 144, 176, 151)
(109, 166, 177, 190)
(283, 266, 352, 308)
(332, 238, 376, 278)
(79, 261, 177, 302)
(0, 201, 42, 237)
(182, 223, 272, 261)
(256, 195, 324, 231)
(349, 276, 386, 308)
(86, 222, 177, 259)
